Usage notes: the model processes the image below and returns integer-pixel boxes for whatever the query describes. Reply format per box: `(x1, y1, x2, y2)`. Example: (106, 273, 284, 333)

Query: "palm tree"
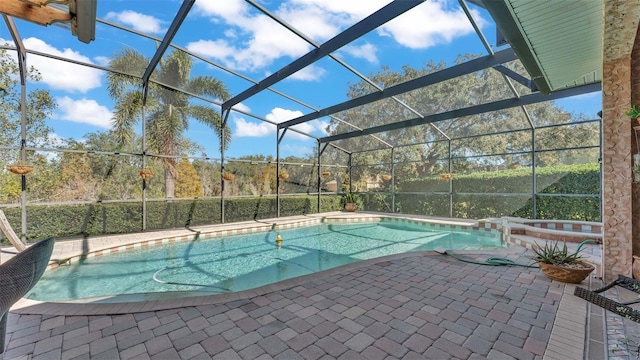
(107, 48, 230, 198)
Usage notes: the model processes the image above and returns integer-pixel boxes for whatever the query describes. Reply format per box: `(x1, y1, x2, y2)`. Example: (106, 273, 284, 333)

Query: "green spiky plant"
(532, 241, 588, 265)
(340, 192, 361, 206)
(626, 104, 640, 119)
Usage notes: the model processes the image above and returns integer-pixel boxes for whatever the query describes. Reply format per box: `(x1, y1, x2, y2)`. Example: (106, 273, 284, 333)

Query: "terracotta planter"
(382, 175, 392, 181)
(139, 169, 153, 180)
(633, 255, 640, 280)
(322, 171, 331, 179)
(538, 260, 594, 284)
(6, 164, 34, 175)
(279, 174, 289, 180)
(440, 173, 452, 181)
(222, 172, 235, 181)
(344, 203, 357, 212)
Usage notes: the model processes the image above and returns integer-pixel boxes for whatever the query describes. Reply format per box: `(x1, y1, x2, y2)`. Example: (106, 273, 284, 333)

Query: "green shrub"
(0, 194, 344, 244)
(391, 163, 600, 220)
(0, 164, 600, 244)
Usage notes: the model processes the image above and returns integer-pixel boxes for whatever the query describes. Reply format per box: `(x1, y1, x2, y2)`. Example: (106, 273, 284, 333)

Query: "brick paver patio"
(3, 246, 577, 360)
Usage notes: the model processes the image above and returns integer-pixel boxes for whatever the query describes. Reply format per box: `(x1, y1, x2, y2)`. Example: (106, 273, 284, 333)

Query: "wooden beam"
(19, 0, 69, 6)
(0, 0, 71, 26)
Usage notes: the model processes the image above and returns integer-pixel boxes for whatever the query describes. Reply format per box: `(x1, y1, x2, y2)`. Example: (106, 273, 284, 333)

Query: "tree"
(0, 47, 57, 154)
(325, 55, 599, 183)
(0, 46, 58, 203)
(175, 158, 203, 197)
(106, 48, 230, 198)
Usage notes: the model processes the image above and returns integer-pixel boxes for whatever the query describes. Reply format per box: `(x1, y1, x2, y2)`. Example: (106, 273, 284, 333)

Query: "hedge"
(1, 195, 342, 244)
(0, 163, 600, 244)
(388, 163, 600, 221)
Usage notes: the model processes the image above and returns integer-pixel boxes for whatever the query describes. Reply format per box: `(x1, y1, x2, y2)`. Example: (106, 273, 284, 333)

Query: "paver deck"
(1, 213, 602, 359)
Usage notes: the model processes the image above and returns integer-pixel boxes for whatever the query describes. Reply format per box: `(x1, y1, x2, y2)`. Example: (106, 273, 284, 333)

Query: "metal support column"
(391, 147, 395, 213)
(317, 142, 329, 213)
(348, 153, 353, 193)
(141, 106, 147, 231)
(276, 129, 287, 217)
(599, 119, 603, 222)
(448, 140, 453, 217)
(531, 128, 537, 219)
(317, 141, 321, 213)
(7, 17, 29, 242)
(221, 109, 230, 223)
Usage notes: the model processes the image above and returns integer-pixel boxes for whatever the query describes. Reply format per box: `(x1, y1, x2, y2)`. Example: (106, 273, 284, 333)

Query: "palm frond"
(111, 91, 144, 147)
(158, 50, 192, 88)
(107, 49, 149, 99)
(187, 104, 231, 149)
(185, 76, 230, 101)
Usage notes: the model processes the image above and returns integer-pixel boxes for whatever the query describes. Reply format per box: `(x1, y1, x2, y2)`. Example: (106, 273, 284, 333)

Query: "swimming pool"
(25, 220, 503, 303)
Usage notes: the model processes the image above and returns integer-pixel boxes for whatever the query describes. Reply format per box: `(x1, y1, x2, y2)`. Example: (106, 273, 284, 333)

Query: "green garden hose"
(434, 239, 597, 268)
(438, 250, 538, 268)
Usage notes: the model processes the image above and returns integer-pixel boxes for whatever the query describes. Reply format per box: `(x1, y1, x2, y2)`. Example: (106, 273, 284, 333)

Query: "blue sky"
(1, 0, 602, 159)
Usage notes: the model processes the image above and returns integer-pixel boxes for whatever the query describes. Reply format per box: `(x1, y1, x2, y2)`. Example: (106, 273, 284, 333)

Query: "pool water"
(26, 221, 502, 302)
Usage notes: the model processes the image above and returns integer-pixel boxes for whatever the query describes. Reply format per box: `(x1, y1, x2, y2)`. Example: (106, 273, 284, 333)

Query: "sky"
(0, 0, 602, 160)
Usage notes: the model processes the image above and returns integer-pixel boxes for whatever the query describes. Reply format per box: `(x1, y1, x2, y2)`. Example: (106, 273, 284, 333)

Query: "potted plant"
(626, 105, 640, 123)
(340, 192, 361, 212)
(279, 168, 289, 180)
(533, 240, 595, 284)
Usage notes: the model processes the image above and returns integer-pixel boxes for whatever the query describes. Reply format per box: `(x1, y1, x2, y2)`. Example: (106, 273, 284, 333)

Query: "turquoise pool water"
(26, 221, 502, 302)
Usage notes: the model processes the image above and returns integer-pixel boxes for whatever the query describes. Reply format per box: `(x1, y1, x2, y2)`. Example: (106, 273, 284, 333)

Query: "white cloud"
(54, 97, 113, 129)
(340, 43, 378, 63)
(233, 107, 326, 139)
(187, 39, 238, 64)
(288, 119, 329, 138)
(187, 17, 311, 72)
(194, 0, 251, 19)
(190, 0, 314, 72)
(266, 108, 304, 123)
(233, 117, 275, 137)
(105, 10, 165, 34)
(379, 1, 480, 49)
(189, 0, 483, 73)
(267, 108, 327, 139)
(93, 56, 111, 67)
(288, 0, 390, 19)
(23, 38, 102, 93)
(289, 65, 326, 81)
(231, 102, 251, 113)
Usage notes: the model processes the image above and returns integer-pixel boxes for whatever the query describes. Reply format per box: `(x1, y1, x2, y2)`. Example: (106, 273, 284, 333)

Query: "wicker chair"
(0, 237, 54, 354)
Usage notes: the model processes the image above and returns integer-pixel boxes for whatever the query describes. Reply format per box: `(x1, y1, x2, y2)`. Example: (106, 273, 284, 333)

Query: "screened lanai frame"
(0, 0, 602, 242)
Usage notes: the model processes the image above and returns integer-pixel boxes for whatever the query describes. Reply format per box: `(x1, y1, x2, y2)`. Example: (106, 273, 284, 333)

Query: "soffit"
(484, 0, 603, 94)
